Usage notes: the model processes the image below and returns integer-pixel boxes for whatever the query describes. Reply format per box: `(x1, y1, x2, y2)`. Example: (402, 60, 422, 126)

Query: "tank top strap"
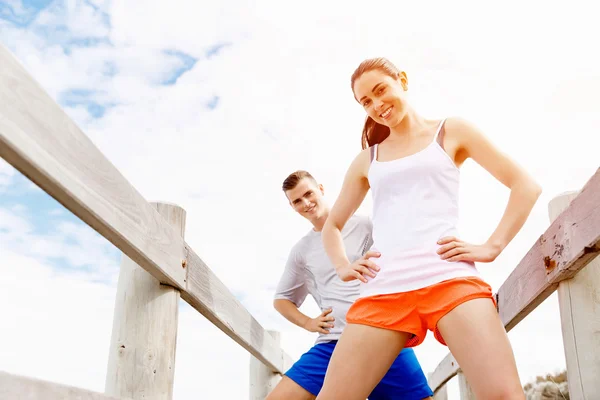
(369, 144, 379, 163)
(434, 119, 447, 148)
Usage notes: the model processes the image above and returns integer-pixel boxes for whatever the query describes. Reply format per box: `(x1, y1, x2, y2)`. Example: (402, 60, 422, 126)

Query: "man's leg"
(316, 325, 410, 400)
(368, 347, 434, 400)
(267, 376, 316, 400)
(268, 342, 336, 399)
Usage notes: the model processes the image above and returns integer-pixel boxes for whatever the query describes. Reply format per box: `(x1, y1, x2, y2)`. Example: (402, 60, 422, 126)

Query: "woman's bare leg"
(437, 298, 525, 400)
(316, 324, 411, 400)
(266, 376, 316, 400)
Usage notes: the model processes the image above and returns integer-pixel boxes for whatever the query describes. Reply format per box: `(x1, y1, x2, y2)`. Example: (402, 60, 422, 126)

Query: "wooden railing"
(0, 44, 293, 399)
(1, 41, 599, 399)
(427, 172, 600, 399)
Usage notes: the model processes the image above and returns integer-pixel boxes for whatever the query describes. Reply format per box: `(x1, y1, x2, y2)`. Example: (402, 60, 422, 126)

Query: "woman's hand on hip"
(437, 236, 501, 263)
(336, 250, 381, 283)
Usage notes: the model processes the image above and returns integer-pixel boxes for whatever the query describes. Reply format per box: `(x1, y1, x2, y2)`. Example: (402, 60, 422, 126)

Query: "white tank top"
(360, 120, 480, 298)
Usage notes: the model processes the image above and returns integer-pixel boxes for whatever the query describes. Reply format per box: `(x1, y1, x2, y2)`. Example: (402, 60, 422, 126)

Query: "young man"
(268, 170, 433, 400)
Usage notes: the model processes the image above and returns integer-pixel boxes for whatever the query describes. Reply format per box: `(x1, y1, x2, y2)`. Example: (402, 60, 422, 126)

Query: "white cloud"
(0, 206, 120, 284)
(33, 0, 109, 38)
(0, 248, 255, 399)
(108, 0, 249, 53)
(0, 205, 327, 399)
(1, 0, 598, 398)
(48, 208, 66, 216)
(0, 250, 115, 389)
(0, 159, 16, 192)
(0, 207, 33, 236)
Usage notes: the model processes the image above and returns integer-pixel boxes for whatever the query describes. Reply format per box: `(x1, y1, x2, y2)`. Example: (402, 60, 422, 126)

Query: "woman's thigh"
(316, 323, 411, 400)
(437, 298, 525, 400)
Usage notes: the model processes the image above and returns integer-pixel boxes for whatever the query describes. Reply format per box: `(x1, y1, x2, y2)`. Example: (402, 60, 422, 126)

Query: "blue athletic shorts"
(285, 341, 433, 399)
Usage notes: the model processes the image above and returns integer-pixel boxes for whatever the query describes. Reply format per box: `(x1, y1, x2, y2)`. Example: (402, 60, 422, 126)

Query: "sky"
(0, 0, 599, 398)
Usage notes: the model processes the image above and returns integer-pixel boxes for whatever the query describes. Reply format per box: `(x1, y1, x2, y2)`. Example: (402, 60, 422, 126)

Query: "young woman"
(318, 58, 541, 400)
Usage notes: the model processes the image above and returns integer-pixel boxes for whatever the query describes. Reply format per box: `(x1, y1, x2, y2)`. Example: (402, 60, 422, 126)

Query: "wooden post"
(105, 202, 186, 400)
(549, 191, 600, 399)
(432, 384, 448, 400)
(249, 330, 282, 399)
(457, 371, 476, 399)
(428, 373, 448, 400)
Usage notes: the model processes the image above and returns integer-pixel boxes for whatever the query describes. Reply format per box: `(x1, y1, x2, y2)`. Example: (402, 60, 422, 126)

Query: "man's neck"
(311, 208, 330, 232)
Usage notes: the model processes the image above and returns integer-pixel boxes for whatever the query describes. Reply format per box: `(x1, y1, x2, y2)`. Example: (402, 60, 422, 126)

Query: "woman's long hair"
(360, 116, 390, 150)
(351, 58, 402, 149)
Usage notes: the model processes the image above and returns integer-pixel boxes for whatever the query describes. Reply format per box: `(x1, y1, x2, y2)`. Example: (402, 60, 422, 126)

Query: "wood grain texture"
(457, 372, 476, 400)
(428, 354, 459, 395)
(428, 371, 448, 400)
(550, 192, 600, 400)
(498, 168, 600, 330)
(105, 203, 184, 400)
(0, 371, 126, 400)
(0, 44, 186, 288)
(429, 168, 600, 393)
(0, 45, 294, 375)
(249, 330, 283, 399)
(432, 384, 448, 400)
(183, 248, 293, 374)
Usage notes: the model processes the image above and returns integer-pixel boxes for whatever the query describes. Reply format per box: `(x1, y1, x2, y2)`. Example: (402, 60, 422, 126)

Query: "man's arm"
(273, 299, 334, 334)
(273, 245, 334, 334)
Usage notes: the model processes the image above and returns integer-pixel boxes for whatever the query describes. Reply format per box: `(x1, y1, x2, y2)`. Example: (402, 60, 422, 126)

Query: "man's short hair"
(282, 170, 317, 191)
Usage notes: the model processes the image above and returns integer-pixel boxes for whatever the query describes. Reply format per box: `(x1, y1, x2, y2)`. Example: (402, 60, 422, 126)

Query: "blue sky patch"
(1, 0, 112, 58)
(161, 49, 198, 85)
(59, 88, 115, 118)
(68, 36, 111, 48)
(81, 0, 110, 27)
(1, 170, 121, 281)
(206, 96, 220, 110)
(0, 0, 54, 27)
(102, 61, 118, 77)
(1, 171, 85, 235)
(205, 42, 231, 59)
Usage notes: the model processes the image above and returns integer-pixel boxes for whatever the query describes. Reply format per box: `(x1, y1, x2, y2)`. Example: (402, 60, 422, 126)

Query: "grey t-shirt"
(274, 215, 373, 344)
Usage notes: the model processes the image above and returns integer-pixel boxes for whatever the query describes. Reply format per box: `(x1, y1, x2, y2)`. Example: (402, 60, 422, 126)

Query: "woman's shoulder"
(348, 147, 373, 177)
(443, 116, 480, 136)
(442, 116, 496, 163)
(333, 147, 372, 186)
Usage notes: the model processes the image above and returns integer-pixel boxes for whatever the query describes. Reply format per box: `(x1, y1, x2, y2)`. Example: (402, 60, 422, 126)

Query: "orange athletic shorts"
(346, 277, 496, 348)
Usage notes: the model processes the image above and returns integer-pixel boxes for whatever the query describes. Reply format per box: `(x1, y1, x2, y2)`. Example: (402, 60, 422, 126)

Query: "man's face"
(285, 178, 325, 221)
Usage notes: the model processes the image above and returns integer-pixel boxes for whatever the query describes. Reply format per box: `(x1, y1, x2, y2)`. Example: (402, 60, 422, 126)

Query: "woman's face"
(353, 69, 409, 128)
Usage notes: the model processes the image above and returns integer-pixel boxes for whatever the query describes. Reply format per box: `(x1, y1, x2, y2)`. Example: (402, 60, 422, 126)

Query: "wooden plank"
(427, 353, 459, 394)
(249, 330, 283, 399)
(550, 192, 600, 400)
(498, 168, 600, 330)
(457, 372, 476, 400)
(0, 44, 186, 289)
(428, 371, 449, 400)
(0, 45, 294, 374)
(183, 249, 293, 374)
(432, 384, 448, 400)
(428, 168, 600, 392)
(105, 203, 185, 400)
(0, 371, 125, 400)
